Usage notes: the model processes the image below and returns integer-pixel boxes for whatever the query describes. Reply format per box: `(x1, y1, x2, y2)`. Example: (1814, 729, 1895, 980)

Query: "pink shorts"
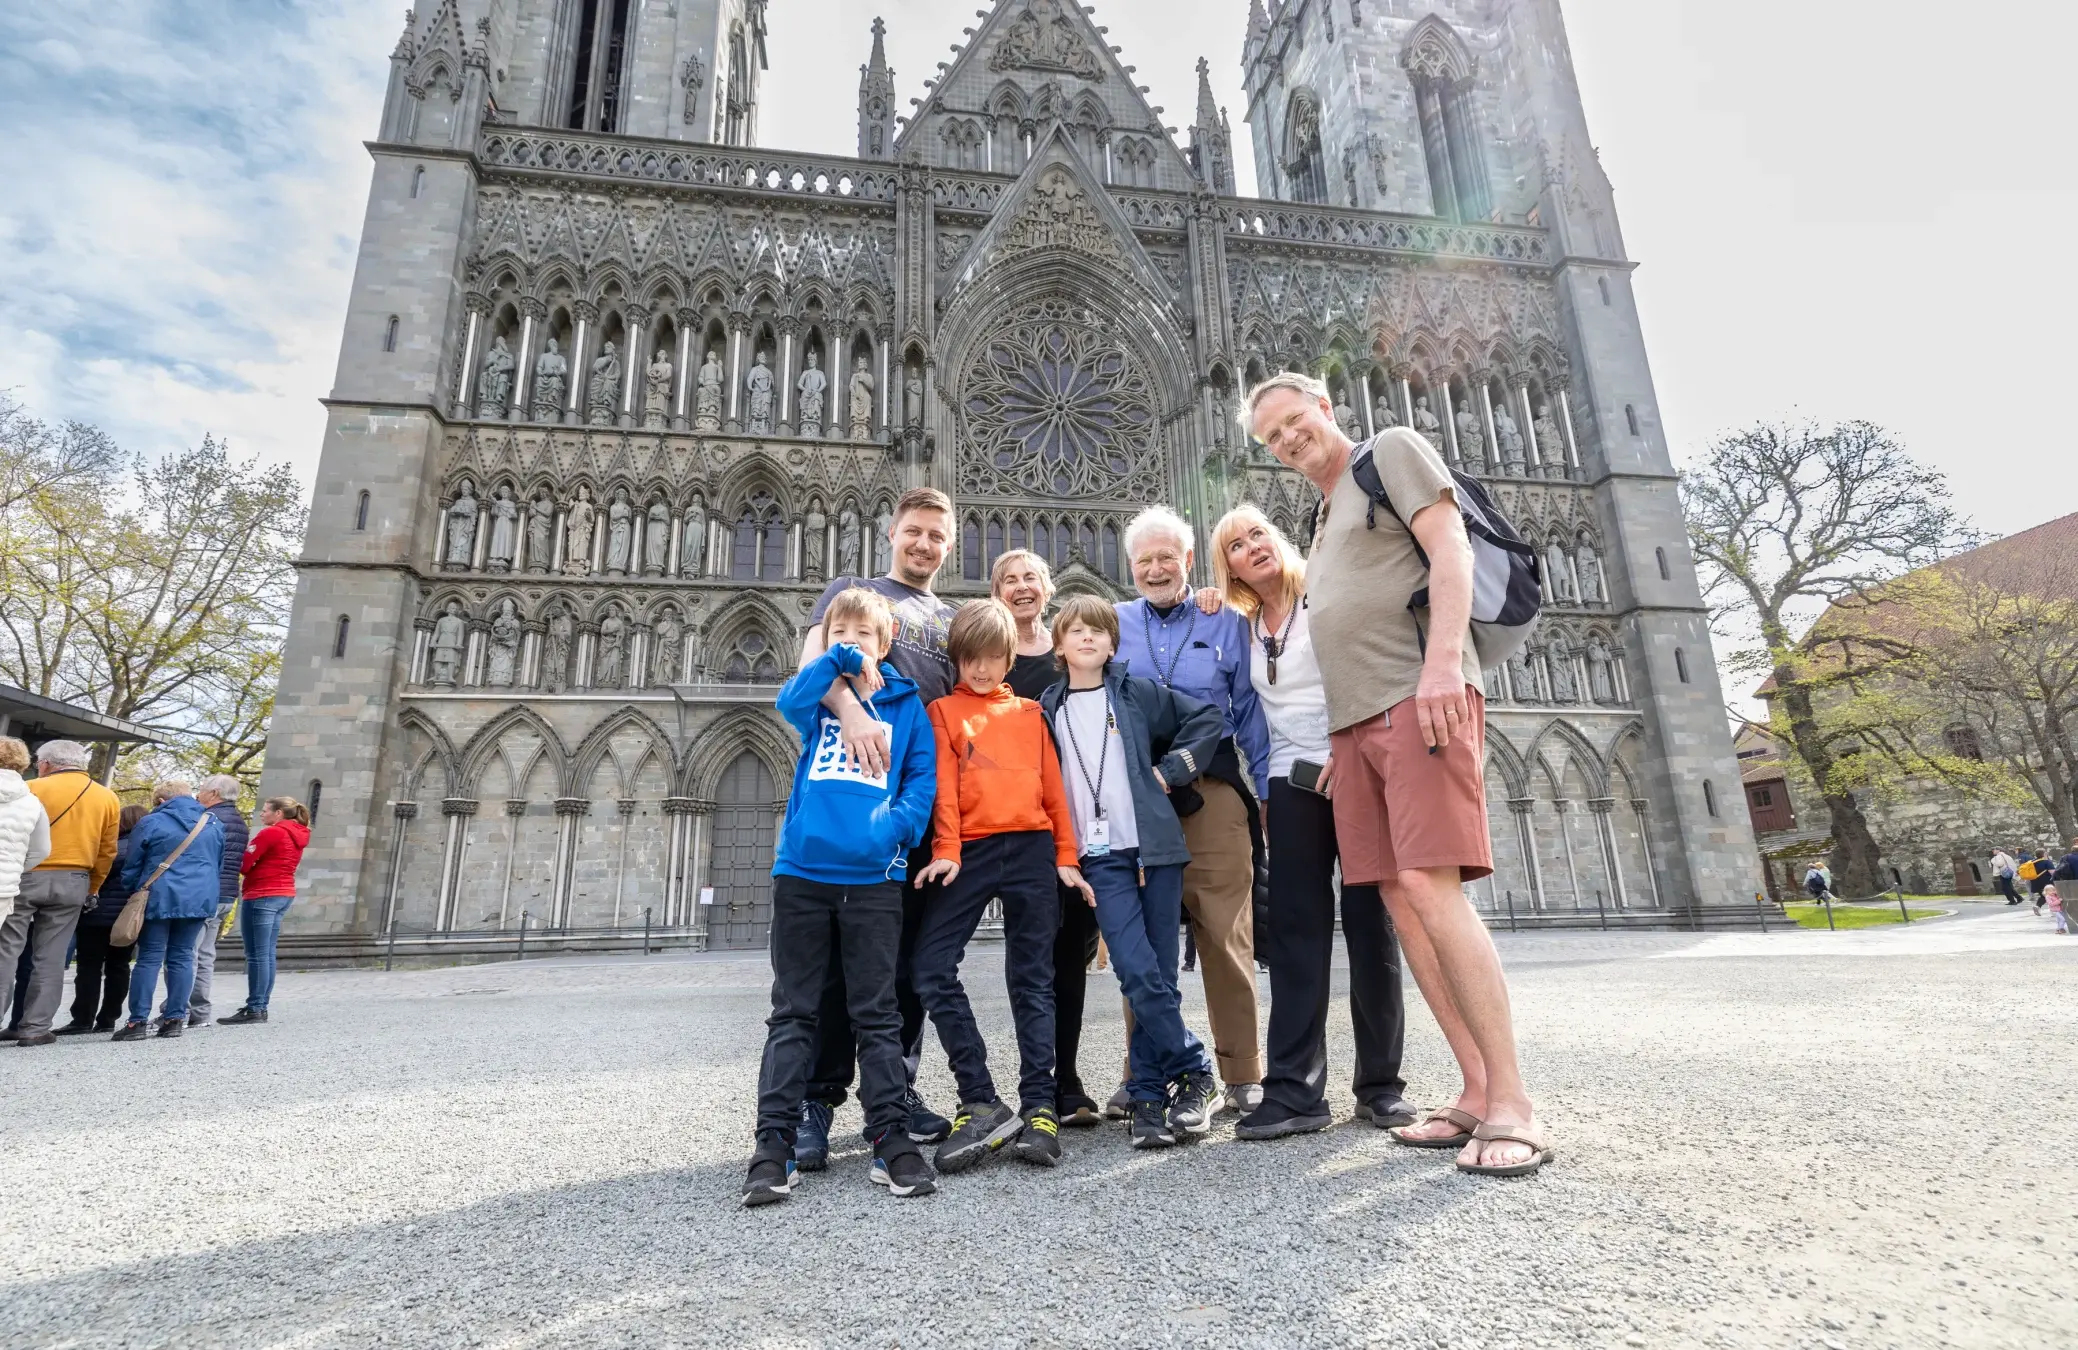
(1329, 691, 1494, 885)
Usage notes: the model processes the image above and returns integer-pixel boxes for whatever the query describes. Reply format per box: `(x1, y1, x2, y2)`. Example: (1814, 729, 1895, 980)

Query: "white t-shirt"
(1248, 601, 1333, 781)
(1051, 687, 1139, 856)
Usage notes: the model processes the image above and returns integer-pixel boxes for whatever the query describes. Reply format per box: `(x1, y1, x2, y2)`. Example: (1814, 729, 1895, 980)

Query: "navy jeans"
(912, 831, 1060, 1111)
(240, 895, 295, 1011)
(128, 917, 206, 1025)
(1083, 848, 1209, 1102)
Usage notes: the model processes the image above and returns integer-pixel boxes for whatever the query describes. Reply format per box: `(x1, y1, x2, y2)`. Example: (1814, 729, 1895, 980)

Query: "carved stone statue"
(477, 335, 514, 418)
(796, 350, 827, 437)
(1333, 394, 1361, 440)
(526, 489, 554, 573)
(682, 493, 708, 577)
(872, 505, 894, 574)
(485, 485, 518, 572)
(653, 610, 685, 686)
(1210, 385, 1231, 445)
(1545, 539, 1576, 603)
(644, 498, 670, 576)
(694, 349, 724, 431)
(1547, 637, 1580, 703)
(1411, 396, 1443, 452)
(803, 497, 828, 581)
(644, 347, 673, 428)
(848, 356, 875, 441)
(1495, 402, 1527, 470)
(1577, 541, 1605, 604)
(745, 350, 775, 434)
(1507, 648, 1541, 703)
(486, 599, 521, 688)
(543, 606, 574, 693)
(594, 610, 627, 689)
(586, 341, 622, 426)
(990, 0, 1102, 80)
(606, 487, 634, 575)
(904, 371, 924, 429)
(562, 484, 595, 576)
(837, 505, 862, 576)
(1587, 637, 1617, 704)
(1454, 400, 1486, 463)
(532, 338, 566, 421)
(1534, 402, 1565, 466)
(428, 602, 467, 687)
(445, 480, 478, 569)
(1374, 395, 1400, 430)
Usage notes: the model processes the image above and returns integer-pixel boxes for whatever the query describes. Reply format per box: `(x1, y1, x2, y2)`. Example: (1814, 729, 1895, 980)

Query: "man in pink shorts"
(1246, 371, 1551, 1177)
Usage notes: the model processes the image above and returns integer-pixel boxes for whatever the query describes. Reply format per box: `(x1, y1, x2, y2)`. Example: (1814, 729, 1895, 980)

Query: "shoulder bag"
(110, 816, 210, 948)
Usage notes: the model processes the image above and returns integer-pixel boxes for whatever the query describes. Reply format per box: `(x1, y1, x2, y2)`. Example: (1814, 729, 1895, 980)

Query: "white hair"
(1123, 506, 1195, 562)
(34, 739, 89, 771)
(153, 780, 193, 804)
(197, 774, 243, 803)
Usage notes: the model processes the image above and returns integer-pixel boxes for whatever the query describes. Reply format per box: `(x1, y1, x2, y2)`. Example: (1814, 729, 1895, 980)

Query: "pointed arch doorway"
(709, 751, 780, 949)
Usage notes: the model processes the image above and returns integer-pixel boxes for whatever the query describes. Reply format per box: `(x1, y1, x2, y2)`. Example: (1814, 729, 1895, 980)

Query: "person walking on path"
(1114, 505, 1273, 1116)
(0, 738, 56, 1040)
(111, 782, 224, 1042)
(1249, 371, 1550, 1177)
(56, 804, 148, 1036)
(1990, 850, 2022, 906)
(3, 739, 121, 1046)
(2024, 849, 2055, 912)
(1204, 504, 1415, 1141)
(181, 775, 248, 1028)
(220, 797, 311, 1025)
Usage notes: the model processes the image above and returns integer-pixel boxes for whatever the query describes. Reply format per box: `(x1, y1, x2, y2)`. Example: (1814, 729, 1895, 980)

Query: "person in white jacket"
(0, 737, 57, 1030)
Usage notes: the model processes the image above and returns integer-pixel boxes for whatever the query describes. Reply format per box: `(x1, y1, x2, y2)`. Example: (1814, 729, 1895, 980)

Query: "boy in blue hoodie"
(745, 588, 940, 1206)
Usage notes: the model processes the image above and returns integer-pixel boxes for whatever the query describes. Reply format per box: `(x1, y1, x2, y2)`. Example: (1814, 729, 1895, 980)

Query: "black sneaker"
(155, 1019, 184, 1039)
(796, 1100, 834, 1172)
(934, 1100, 1024, 1174)
(1235, 1102, 1334, 1141)
(1168, 1070, 1219, 1136)
(904, 1087, 952, 1143)
(1129, 1099, 1177, 1149)
(186, 1012, 210, 1029)
(1352, 1095, 1418, 1130)
(870, 1149, 937, 1197)
(218, 1007, 268, 1025)
(1057, 1090, 1102, 1129)
(53, 1021, 98, 1037)
(111, 1021, 151, 1042)
(1013, 1106, 1062, 1166)
(741, 1155, 797, 1207)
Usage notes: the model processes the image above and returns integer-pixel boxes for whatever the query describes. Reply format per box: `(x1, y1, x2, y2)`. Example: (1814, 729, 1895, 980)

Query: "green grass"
(1782, 901, 1946, 930)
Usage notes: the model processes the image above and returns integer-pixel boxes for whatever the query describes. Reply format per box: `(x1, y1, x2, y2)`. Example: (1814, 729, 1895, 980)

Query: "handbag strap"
(138, 815, 210, 893)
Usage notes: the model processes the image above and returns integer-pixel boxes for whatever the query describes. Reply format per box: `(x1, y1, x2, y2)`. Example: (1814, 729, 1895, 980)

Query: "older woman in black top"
(56, 804, 147, 1036)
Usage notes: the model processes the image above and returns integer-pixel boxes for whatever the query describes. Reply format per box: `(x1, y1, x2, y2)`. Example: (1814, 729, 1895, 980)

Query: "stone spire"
(857, 17, 897, 160)
(1188, 57, 1235, 195)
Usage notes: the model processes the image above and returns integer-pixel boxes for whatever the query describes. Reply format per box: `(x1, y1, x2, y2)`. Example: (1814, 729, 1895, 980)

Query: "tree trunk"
(1777, 681, 1888, 896)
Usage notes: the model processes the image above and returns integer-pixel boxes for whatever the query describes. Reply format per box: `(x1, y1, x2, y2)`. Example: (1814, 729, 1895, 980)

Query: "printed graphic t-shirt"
(810, 576, 957, 704)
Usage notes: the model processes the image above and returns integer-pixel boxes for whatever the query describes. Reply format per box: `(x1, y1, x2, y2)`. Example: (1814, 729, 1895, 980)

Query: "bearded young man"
(1246, 371, 1551, 1177)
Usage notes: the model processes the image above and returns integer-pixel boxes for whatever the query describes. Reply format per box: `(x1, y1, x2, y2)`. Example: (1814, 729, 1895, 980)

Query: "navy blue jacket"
(117, 795, 226, 921)
(1039, 664, 1223, 870)
(82, 832, 140, 927)
(204, 799, 248, 902)
(2055, 850, 2078, 882)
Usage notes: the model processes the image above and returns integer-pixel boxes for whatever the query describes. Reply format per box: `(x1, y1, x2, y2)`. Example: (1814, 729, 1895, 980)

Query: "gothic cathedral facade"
(263, 0, 1760, 947)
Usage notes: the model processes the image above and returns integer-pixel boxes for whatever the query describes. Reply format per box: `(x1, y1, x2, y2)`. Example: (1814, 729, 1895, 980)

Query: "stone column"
(551, 798, 591, 928)
(380, 800, 419, 934)
(1631, 799, 1663, 908)
(629, 623, 651, 691)
(611, 799, 639, 927)
(576, 623, 598, 689)
(436, 797, 479, 932)
(1508, 797, 1545, 910)
(878, 325, 895, 439)
(1515, 380, 1542, 471)
(1554, 799, 1584, 910)
(662, 797, 696, 924)
(452, 304, 484, 419)
(1590, 797, 1629, 910)
(520, 620, 545, 688)
(409, 617, 434, 684)
(686, 801, 715, 936)
(725, 312, 749, 431)
(666, 514, 684, 578)
(509, 304, 541, 422)
(463, 620, 486, 686)
(1396, 372, 1414, 429)
(567, 303, 595, 424)
(620, 307, 646, 428)
(1557, 390, 1584, 470)
(1478, 377, 1502, 475)
(498, 799, 528, 928)
(673, 309, 695, 431)
(1438, 382, 1461, 463)
(776, 319, 798, 435)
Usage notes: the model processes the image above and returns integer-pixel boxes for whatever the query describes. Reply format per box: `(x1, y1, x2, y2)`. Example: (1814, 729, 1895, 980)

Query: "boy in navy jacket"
(745, 588, 939, 1206)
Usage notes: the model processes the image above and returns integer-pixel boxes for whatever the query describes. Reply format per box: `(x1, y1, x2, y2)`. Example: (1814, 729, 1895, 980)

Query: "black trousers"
(1054, 884, 1100, 1099)
(1259, 777, 1407, 1117)
(69, 924, 133, 1028)
(756, 876, 913, 1154)
(1993, 874, 2021, 904)
(806, 845, 934, 1107)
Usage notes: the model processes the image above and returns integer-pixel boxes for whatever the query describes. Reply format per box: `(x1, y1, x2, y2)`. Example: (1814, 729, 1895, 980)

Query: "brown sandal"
(1388, 1106, 1481, 1149)
(1455, 1121, 1555, 1177)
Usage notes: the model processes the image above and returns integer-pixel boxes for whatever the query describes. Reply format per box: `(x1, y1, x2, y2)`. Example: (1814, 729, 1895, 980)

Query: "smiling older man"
(1114, 506, 1272, 1118)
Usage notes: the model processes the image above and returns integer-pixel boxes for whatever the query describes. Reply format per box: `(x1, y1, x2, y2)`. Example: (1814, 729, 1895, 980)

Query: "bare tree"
(1682, 421, 1978, 896)
(0, 393, 121, 515)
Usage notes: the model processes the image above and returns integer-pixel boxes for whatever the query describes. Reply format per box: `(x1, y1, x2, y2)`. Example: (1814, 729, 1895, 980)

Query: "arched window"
(986, 516, 1005, 573)
(762, 506, 787, 582)
(1625, 404, 1640, 436)
(732, 506, 760, 579)
(1101, 523, 1121, 579)
(307, 780, 323, 826)
(1282, 93, 1328, 204)
(563, 0, 636, 132)
(1702, 780, 1719, 817)
(382, 316, 399, 353)
(411, 166, 426, 199)
(1656, 546, 1671, 580)
(355, 490, 371, 531)
(1403, 22, 1491, 222)
(332, 615, 351, 658)
(1078, 520, 1096, 564)
(722, 630, 782, 684)
(1675, 647, 1691, 683)
(1032, 519, 1052, 567)
(732, 493, 786, 581)
(1010, 516, 1027, 556)
(963, 514, 983, 581)
(1598, 275, 1612, 306)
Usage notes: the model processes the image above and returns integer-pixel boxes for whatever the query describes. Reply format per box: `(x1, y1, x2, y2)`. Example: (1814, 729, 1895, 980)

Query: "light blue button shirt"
(1113, 598, 1271, 796)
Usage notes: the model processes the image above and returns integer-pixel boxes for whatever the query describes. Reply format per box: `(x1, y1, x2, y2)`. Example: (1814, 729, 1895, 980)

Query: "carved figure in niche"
(694, 349, 724, 431)
(644, 347, 673, 428)
(1374, 394, 1400, 430)
(1544, 539, 1576, 603)
(486, 598, 521, 688)
(837, 505, 862, 576)
(803, 497, 828, 581)
(796, 350, 827, 437)
(653, 609, 685, 686)
(904, 369, 924, 429)
(543, 606, 574, 693)
(1411, 396, 1443, 452)
(1454, 400, 1486, 463)
(1587, 637, 1617, 704)
(1495, 402, 1527, 471)
(485, 485, 518, 571)
(1547, 637, 1580, 703)
(990, 0, 1102, 80)
(532, 338, 566, 421)
(848, 356, 875, 441)
(428, 601, 467, 687)
(606, 488, 634, 575)
(1534, 402, 1564, 466)
(745, 351, 775, 434)
(586, 341, 622, 425)
(1577, 542, 1605, 604)
(644, 498, 670, 575)
(477, 335, 514, 418)
(562, 484, 596, 576)
(1507, 647, 1541, 703)
(872, 505, 894, 574)
(444, 479, 478, 569)
(1210, 385, 1232, 446)
(526, 489, 554, 573)
(682, 493, 708, 577)
(1332, 392, 1361, 440)
(594, 610, 628, 689)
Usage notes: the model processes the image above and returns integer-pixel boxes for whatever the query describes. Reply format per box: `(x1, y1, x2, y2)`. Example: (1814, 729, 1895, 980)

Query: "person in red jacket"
(220, 797, 311, 1025)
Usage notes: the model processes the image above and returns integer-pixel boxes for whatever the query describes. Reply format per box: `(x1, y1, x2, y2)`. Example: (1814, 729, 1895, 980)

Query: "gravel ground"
(2, 901, 2071, 1349)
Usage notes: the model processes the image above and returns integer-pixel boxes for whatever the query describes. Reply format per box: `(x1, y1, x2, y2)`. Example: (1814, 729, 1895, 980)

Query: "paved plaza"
(2, 903, 2071, 1348)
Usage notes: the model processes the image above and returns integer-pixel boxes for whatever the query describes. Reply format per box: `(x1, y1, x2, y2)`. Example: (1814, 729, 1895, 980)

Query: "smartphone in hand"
(1290, 758, 1328, 796)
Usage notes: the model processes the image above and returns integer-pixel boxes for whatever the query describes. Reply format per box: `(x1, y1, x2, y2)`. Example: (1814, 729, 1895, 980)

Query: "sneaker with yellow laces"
(1013, 1105, 1062, 1166)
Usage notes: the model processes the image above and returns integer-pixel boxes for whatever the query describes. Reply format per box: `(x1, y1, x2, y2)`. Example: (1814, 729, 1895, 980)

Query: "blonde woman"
(1204, 506, 1415, 1139)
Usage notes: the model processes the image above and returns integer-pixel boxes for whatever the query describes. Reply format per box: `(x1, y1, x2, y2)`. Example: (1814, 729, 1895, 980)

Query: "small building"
(0, 685, 156, 775)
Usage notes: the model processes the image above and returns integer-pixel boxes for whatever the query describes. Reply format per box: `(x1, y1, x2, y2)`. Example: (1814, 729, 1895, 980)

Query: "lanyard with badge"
(1059, 687, 1116, 856)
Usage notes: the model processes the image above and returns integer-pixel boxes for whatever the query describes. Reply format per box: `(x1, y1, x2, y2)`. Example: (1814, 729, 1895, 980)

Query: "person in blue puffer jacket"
(111, 782, 225, 1042)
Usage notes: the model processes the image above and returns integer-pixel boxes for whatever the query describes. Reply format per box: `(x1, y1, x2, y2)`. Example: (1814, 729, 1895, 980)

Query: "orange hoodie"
(927, 683, 1078, 868)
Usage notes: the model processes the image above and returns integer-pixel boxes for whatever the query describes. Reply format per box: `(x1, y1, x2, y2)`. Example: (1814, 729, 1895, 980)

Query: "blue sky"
(4, 0, 2073, 554)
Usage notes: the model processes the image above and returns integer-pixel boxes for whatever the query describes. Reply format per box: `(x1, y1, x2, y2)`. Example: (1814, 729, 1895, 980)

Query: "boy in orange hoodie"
(913, 599, 1092, 1173)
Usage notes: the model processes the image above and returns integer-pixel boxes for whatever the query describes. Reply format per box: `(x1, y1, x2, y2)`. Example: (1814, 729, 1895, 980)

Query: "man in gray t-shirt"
(1247, 372, 1551, 1179)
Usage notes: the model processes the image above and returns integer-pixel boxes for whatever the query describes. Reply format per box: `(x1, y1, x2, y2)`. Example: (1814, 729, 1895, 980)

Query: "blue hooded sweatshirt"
(773, 642, 937, 887)
(117, 794, 226, 921)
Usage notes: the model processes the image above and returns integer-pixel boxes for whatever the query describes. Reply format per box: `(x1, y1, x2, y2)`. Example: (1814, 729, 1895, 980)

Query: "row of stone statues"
(426, 597, 691, 693)
(1505, 634, 1623, 706)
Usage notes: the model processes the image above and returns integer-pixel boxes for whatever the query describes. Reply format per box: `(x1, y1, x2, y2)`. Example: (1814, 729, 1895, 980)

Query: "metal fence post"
(516, 911, 529, 962)
(1822, 894, 1836, 931)
(384, 914, 398, 972)
(1505, 890, 1518, 932)
(644, 905, 653, 954)
(1757, 891, 1769, 934)
(1595, 889, 1608, 931)
(1896, 887, 1911, 923)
